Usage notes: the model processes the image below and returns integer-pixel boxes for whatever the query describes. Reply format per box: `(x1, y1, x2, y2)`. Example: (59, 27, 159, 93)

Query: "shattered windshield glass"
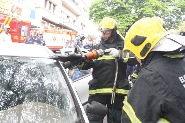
(0, 56, 78, 123)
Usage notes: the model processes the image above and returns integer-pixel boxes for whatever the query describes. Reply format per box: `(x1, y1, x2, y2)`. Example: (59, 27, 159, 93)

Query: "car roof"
(0, 43, 55, 58)
(60, 48, 89, 55)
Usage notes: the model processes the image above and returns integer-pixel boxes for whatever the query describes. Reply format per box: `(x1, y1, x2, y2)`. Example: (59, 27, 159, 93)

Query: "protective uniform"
(122, 17, 185, 122)
(80, 17, 137, 123)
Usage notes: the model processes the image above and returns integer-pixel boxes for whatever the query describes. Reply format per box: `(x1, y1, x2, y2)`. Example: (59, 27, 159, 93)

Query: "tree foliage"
(89, 0, 185, 36)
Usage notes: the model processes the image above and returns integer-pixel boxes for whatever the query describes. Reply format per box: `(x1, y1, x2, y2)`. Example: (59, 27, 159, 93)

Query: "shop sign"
(0, 0, 23, 18)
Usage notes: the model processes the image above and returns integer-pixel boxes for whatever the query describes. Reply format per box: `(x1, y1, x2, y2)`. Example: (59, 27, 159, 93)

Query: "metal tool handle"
(111, 59, 118, 104)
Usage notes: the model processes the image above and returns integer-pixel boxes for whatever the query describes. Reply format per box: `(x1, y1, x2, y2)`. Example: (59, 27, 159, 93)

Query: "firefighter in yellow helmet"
(122, 17, 185, 122)
(130, 16, 165, 85)
(78, 17, 137, 123)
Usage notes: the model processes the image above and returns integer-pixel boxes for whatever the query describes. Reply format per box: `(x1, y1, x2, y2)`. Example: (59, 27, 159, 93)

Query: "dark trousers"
(87, 94, 125, 123)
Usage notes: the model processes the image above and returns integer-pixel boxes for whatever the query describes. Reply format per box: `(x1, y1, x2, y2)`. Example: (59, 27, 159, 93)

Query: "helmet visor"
(99, 28, 112, 35)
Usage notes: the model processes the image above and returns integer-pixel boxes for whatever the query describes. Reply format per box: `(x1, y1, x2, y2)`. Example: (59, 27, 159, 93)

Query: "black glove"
(58, 53, 83, 62)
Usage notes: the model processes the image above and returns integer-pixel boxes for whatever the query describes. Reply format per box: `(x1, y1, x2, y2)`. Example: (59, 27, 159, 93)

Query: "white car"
(0, 43, 89, 123)
(60, 48, 92, 106)
(73, 71, 92, 106)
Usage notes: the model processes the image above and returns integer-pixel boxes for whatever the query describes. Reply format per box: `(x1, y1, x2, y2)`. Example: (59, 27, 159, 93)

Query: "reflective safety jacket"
(122, 52, 185, 123)
(81, 34, 137, 95)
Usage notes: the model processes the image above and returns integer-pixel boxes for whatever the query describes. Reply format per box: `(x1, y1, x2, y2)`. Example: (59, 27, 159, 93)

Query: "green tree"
(89, 0, 185, 36)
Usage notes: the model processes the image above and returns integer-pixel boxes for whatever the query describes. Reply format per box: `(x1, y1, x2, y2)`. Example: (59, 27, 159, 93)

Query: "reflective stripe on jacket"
(122, 52, 185, 122)
(89, 88, 129, 95)
(123, 97, 170, 123)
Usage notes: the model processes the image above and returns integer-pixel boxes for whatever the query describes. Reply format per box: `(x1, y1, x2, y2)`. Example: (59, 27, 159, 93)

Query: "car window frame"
(57, 60, 89, 123)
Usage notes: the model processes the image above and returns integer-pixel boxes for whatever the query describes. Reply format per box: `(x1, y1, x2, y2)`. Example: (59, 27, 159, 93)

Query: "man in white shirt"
(0, 25, 12, 43)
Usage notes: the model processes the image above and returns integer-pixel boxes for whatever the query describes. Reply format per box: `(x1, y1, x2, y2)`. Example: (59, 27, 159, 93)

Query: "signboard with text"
(0, 0, 34, 21)
(0, 0, 21, 19)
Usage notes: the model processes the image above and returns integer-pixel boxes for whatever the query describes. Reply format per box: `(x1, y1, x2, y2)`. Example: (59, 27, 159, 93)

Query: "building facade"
(35, 0, 93, 34)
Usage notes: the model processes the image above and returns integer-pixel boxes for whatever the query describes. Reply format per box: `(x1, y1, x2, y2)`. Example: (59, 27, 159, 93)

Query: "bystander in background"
(0, 25, 12, 43)
(38, 32, 46, 46)
(24, 29, 42, 45)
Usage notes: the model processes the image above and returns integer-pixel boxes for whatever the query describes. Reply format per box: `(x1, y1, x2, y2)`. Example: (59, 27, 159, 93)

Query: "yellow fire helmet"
(124, 17, 169, 59)
(98, 17, 117, 30)
(152, 16, 164, 26)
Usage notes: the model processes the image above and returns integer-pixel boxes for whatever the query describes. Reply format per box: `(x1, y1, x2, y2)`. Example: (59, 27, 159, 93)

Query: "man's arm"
(24, 36, 31, 44)
(122, 70, 167, 122)
(43, 39, 46, 46)
(105, 48, 138, 66)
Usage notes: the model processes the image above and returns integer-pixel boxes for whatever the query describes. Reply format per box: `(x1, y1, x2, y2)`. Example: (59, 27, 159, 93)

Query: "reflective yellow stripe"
(157, 118, 170, 123)
(96, 55, 114, 60)
(131, 73, 138, 79)
(123, 97, 170, 123)
(122, 52, 130, 63)
(7, 17, 12, 25)
(123, 97, 142, 123)
(89, 90, 96, 94)
(163, 54, 184, 58)
(123, 58, 128, 63)
(116, 89, 129, 94)
(89, 88, 129, 95)
(4, 17, 10, 25)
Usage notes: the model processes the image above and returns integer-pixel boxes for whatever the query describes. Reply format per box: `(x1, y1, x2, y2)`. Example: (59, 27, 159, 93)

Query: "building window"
(53, 4, 56, 13)
(49, 1, 52, 10)
(44, 0, 47, 8)
(44, 0, 56, 13)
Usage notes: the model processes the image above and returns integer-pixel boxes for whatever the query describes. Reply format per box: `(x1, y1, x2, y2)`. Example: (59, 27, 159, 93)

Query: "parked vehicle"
(73, 73, 92, 106)
(39, 29, 77, 52)
(0, 13, 31, 43)
(0, 43, 89, 123)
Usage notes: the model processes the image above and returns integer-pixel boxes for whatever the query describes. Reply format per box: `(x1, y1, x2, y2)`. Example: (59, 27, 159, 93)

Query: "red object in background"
(0, 13, 31, 43)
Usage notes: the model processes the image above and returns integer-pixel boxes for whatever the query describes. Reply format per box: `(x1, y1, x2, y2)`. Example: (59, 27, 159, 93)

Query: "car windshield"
(0, 56, 78, 123)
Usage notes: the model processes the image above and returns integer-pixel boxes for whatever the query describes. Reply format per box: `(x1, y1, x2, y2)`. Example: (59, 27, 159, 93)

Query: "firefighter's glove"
(105, 48, 120, 58)
(77, 60, 93, 70)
